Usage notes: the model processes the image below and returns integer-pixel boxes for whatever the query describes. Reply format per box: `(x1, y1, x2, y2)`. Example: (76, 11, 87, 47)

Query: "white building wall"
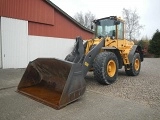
(0, 17, 2, 68)
(1, 17, 28, 68)
(28, 36, 75, 62)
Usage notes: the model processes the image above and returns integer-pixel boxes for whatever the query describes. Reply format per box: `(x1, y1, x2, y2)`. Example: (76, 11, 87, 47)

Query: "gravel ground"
(85, 58, 160, 110)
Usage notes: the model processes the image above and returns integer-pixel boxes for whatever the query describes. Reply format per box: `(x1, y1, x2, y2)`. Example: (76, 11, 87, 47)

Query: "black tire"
(93, 52, 119, 85)
(125, 53, 141, 76)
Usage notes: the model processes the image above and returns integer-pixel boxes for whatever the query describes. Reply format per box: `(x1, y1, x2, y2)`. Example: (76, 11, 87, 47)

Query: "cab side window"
(118, 22, 124, 39)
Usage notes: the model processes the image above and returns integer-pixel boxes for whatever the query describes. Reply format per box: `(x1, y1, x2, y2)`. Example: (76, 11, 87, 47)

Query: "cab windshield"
(95, 19, 116, 38)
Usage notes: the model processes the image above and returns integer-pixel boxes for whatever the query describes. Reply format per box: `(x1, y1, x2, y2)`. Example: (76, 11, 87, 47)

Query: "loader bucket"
(17, 58, 86, 109)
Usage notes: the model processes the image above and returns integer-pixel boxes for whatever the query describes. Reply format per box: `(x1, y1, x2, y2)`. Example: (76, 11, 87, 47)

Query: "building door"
(1, 17, 28, 68)
(0, 17, 2, 68)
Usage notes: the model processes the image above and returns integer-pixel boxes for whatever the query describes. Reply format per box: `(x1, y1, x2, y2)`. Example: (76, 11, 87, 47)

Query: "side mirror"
(112, 30, 115, 36)
(91, 25, 93, 30)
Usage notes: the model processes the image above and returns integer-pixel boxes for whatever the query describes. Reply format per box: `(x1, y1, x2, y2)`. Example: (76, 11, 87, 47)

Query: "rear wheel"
(93, 52, 118, 85)
(125, 53, 141, 76)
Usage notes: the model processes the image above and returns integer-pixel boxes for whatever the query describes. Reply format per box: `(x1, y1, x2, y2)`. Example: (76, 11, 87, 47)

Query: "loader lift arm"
(65, 36, 105, 77)
(65, 36, 85, 63)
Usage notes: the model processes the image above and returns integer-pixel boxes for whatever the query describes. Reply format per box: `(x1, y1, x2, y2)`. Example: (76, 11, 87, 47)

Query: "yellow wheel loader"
(17, 16, 143, 109)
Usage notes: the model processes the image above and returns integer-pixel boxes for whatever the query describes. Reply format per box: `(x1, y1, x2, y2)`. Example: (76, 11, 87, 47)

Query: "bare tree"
(122, 8, 144, 40)
(73, 11, 96, 29)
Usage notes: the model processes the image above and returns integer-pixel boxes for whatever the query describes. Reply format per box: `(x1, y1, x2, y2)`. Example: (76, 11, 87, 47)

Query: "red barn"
(0, 0, 93, 68)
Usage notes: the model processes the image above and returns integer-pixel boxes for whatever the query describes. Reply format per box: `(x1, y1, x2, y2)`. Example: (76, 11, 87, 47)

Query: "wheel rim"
(107, 60, 116, 77)
(134, 58, 140, 71)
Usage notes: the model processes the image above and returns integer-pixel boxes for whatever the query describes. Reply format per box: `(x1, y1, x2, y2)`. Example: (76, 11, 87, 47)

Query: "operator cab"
(93, 16, 124, 40)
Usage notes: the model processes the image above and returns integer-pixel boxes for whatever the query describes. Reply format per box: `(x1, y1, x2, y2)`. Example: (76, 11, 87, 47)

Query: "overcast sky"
(50, 0, 160, 39)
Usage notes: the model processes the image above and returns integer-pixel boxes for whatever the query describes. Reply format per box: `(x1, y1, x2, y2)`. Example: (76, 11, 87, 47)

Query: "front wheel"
(93, 52, 119, 85)
(125, 53, 141, 76)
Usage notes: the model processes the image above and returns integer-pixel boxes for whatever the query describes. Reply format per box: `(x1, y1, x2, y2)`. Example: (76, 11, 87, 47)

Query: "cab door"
(117, 22, 125, 48)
